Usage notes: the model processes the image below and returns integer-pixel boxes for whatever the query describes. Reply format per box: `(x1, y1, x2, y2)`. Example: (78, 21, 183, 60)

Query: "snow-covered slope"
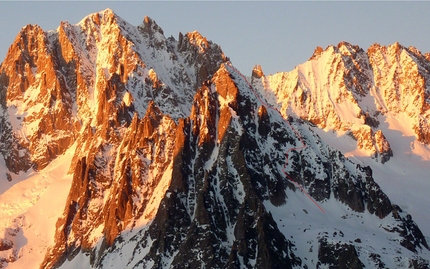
(0, 9, 429, 269)
(0, 145, 74, 268)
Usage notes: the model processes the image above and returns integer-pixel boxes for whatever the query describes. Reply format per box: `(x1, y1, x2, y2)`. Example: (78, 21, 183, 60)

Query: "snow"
(251, 44, 430, 249)
(56, 251, 91, 269)
(0, 143, 75, 268)
(265, 186, 430, 268)
(238, 45, 430, 266)
(134, 162, 173, 228)
(7, 86, 47, 141)
(313, 116, 430, 242)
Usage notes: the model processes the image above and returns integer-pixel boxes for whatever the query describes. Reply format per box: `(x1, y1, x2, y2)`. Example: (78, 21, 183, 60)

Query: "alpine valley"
(0, 8, 430, 269)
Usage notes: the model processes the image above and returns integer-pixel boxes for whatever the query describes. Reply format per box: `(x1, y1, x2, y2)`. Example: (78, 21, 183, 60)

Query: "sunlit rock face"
(0, 8, 429, 269)
(0, 24, 79, 172)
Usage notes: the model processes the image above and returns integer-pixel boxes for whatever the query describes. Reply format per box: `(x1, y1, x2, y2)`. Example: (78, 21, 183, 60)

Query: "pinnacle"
(337, 41, 354, 49)
(139, 15, 164, 35)
(98, 8, 117, 19)
(143, 15, 153, 25)
(309, 46, 324, 61)
(252, 64, 264, 78)
(17, 24, 44, 37)
(186, 30, 207, 42)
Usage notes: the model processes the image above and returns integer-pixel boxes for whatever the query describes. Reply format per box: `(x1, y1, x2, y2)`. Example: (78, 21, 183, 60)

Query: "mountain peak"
(336, 41, 364, 55)
(77, 8, 118, 27)
(141, 15, 164, 35)
(185, 30, 210, 53)
(309, 45, 324, 60)
(252, 64, 264, 78)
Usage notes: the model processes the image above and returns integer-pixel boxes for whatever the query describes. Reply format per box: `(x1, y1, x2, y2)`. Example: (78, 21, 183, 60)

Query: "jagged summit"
(252, 64, 264, 78)
(141, 15, 164, 35)
(308, 41, 362, 61)
(76, 8, 119, 26)
(254, 40, 430, 163)
(0, 9, 429, 269)
(0, 8, 227, 173)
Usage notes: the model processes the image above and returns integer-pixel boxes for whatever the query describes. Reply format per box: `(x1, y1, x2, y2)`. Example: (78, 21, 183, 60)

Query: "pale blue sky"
(1, 1, 429, 75)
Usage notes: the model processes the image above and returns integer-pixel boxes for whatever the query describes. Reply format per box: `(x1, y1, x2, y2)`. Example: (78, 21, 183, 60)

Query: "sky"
(0, 1, 429, 76)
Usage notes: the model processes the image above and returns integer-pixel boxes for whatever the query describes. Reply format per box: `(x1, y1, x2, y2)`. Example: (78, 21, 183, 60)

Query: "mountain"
(252, 41, 430, 239)
(0, 8, 429, 268)
(253, 42, 430, 162)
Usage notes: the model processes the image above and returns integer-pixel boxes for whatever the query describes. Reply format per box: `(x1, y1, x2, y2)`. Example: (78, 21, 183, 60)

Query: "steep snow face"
(0, 145, 75, 269)
(257, 43, 369, 132)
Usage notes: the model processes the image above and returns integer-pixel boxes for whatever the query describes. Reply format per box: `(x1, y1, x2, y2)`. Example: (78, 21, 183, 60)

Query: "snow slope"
(0, 145, 75, 268)
(313, 116, 430, 241)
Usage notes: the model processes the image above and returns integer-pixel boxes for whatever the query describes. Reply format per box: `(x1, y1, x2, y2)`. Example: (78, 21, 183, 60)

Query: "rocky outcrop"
(374, 129, 393, 163)
(41, 102, 179, 268)
(252, 64, 264, 79)
(0, 216, 27, 268)
(0, 24, 78, 172)
(317, 238, 364, 269)
(177, 30, 228, 90)
(349, 126, 393, 163)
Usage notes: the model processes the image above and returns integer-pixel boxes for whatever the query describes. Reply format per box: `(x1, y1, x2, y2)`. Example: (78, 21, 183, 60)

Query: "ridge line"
(226, 62, 325, 214)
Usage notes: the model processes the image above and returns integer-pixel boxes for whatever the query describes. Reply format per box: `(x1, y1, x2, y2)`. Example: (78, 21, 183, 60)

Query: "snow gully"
(226, 62, 326, 214)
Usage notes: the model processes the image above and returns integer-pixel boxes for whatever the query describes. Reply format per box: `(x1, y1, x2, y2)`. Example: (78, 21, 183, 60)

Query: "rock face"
(41, 102, 179, 268)
(317, 237, 365, 269)
(0, 24, 78, 172)
(349, 126, 393, 163)
(0, 9, 429, 269)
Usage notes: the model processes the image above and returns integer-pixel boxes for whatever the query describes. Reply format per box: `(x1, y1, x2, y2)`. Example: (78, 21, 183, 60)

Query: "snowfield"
(0, 144, 75, 268)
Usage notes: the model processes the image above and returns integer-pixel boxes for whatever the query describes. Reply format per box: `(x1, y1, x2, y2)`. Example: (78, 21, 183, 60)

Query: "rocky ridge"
(254, 41, 430, 163)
